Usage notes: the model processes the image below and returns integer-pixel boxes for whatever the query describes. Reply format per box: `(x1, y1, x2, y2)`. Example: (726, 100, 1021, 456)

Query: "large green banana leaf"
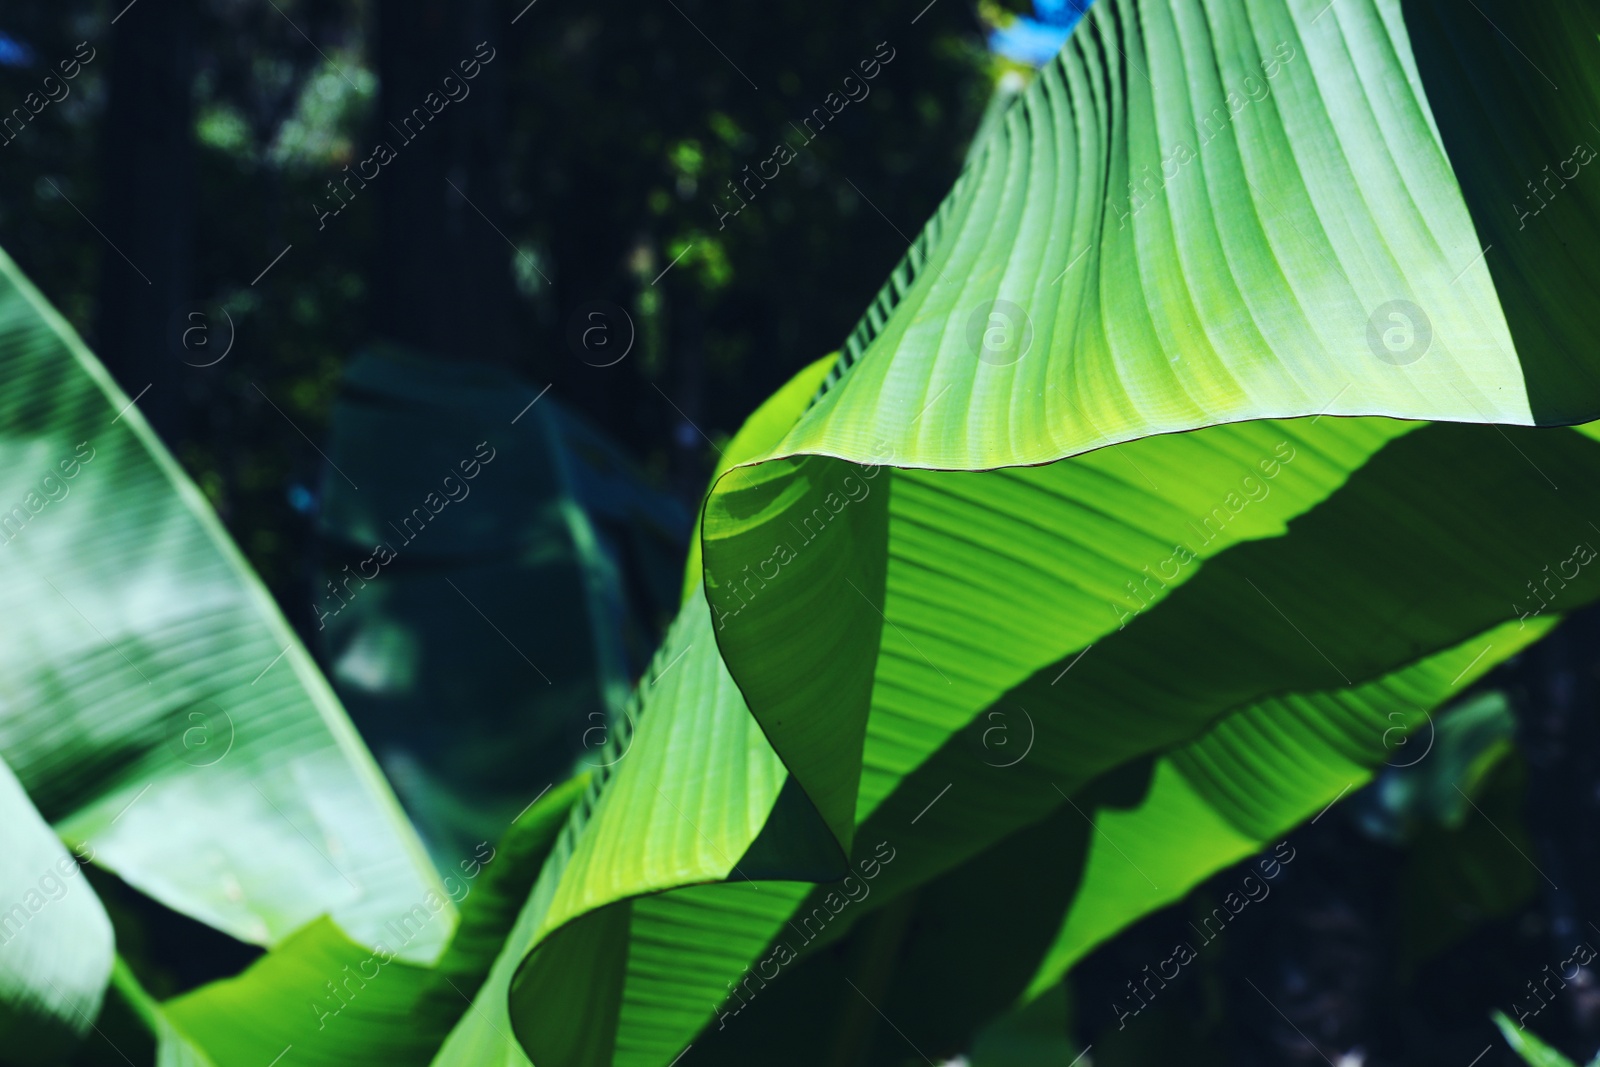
(555, 614, 1558, 1065)
(489, 405, 1600, 1066)
(699, 0, 1577, 860)
(0, 244, 454, 1050)
(457, 0, 1600, 1062)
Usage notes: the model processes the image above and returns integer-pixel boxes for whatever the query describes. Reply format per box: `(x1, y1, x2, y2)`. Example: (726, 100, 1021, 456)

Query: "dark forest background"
(0, 0, 1002, 601)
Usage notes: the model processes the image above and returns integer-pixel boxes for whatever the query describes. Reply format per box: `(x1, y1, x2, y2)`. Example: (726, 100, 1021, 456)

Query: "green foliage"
(161, 776, 583, 1066)
(0, 754, 111, 1062)
(1494, 1010, 1600, 1067)
(0, 242, 452, 953)
(9, 0, 1600, 1063)
(492, 0, 1600, 1061)
(312, 346, 688, 865)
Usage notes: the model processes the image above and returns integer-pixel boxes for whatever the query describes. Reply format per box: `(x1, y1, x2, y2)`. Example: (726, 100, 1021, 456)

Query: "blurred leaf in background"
(314, 346, 686, 862)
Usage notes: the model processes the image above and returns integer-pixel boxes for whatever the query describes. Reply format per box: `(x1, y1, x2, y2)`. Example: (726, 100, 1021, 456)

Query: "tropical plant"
(6, 0, 1600, 1063)
(1495, 1011, 1600, 1067)
(491, 0, 1600, 1061)
(0, 242, 450, 1061)
(311, 345, 689, 867)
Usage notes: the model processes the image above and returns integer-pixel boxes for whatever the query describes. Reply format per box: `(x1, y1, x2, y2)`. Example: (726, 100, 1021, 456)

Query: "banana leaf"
(0, 752, 113, 1063)
(473, 1, 1600, 1062)
(0, 244, 449, 1046)
(154, 776, 584, 1067)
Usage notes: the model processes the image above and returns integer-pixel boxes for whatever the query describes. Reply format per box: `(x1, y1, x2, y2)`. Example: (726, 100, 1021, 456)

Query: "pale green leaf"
(0, 753, 113, 1063)
(0, 247, 449, 959)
